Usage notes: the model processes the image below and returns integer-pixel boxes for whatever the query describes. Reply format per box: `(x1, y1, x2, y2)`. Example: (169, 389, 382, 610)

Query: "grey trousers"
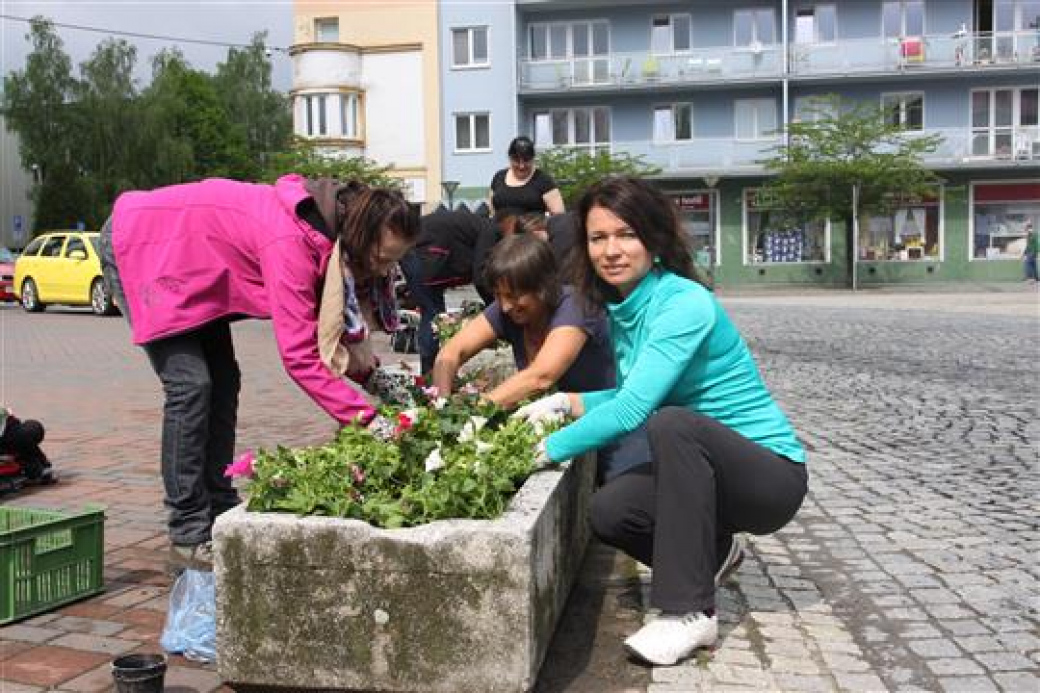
(590, 407, 807, 613)
(100, 217, 241, 545)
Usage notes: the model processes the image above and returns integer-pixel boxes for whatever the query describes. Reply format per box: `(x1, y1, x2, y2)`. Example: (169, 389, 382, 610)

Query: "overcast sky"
(1, 1, 295, 92)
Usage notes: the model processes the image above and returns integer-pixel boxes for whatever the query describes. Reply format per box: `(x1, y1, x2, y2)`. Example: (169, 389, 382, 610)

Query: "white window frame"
(793, 95, 837, 122)
(733, 8, 776, 47)
(794, 4, 837, 44)
(454, 112, 491, 153)
(314, 17, 339, 43)
(969, 179, 1040, 262)
(531, 106, 611, 151)
(881, 91, 925, 131)
(650, 13, 693, 54)
(881, 0, 925, 38)
(340, 91, 361, 140)
(528, 22, 571, 61)
(734, 98, 778, 140)
(862, 188, 945, 262)
(451, 26, 490, 69)
(653, 103, 694, 142)
(741, 188, 832, 265)
(970, 85, 1039, 159)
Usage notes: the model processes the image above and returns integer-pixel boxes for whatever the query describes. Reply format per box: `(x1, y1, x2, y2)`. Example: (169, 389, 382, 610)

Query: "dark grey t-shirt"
(484, 286, 614, 393)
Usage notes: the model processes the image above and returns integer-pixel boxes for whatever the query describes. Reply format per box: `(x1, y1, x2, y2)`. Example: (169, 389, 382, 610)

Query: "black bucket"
(111, 653, 167, 693)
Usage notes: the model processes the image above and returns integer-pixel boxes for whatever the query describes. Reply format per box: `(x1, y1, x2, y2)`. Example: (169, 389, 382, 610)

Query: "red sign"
(673, 194, 711, 211)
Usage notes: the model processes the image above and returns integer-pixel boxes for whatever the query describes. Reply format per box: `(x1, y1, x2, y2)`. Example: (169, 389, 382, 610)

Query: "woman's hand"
(365, 414, 397, 442)
(513, 392, 571, 425)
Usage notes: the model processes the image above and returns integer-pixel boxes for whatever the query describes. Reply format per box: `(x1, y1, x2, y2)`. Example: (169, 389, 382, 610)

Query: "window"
(673, 192, 719, 270)
(341, 92, 360, 140)
(529, 23, 568, 60)
(861, 192, 942, 261)
(794, 5, 836, 44)
(315, 17, 339, 42)
(882, 92, 924, 131)
(452, 27, 489, 68)
(972, 182, 1040, 260)
(40, 235, 66, 258)
(734, 8, 776, 46)
(882, 0, 924, 38)
(455, 113, 490, 152)
(653, 104, 693, 141)
(971, 87, 1039, 159)
(64, 236, 87, 258)
(22, 236, 44, 256)
(532, 107, 610, 152)
(651, 14, 692, 53)
(744, 190, 827, 264)
(735, 98, 777, 139)
(298, 92, 361, 139)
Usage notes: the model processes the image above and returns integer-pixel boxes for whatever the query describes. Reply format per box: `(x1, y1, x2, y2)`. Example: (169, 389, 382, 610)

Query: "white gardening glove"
(513, 392, 571, 427)
(533, 439, 571, 471)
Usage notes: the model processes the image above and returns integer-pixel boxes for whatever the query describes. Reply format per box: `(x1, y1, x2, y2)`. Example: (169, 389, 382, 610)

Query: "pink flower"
(393, 412, 414, 437)
(224, 450, 255, 479)
(350, 464, 365, 485)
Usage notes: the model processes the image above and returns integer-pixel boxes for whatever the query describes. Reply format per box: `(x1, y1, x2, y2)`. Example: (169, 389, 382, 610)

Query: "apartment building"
(290, 1, 441, 206)
(295, 0, 1039, 286)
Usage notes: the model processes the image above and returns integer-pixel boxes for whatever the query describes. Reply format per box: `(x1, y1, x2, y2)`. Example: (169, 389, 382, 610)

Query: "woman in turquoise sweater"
(516, 177, 807, 666)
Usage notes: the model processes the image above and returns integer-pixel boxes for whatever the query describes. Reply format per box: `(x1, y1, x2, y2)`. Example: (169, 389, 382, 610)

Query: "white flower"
(400, 408, 421, 425)
(424, 446, 445, 472)
(475, 441, 493, 453)
(458, 415, 489, 443)
(432, 397, 448, 410)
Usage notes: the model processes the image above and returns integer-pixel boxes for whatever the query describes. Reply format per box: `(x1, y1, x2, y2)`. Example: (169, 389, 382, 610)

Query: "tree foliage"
(1, 17, 294, 233)
(262, 138, 403, 189)
(537, 147, 662, 207)
(758, 95, 944, 285)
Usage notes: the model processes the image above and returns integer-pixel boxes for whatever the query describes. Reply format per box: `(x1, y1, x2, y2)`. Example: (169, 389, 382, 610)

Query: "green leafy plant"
(232, 394, 553, 528)
(432, 300, 485, 346)
(537, 147, 662, 208)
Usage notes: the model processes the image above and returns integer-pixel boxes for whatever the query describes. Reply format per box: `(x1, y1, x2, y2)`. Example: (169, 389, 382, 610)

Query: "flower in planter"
(225, 450, 256, 479)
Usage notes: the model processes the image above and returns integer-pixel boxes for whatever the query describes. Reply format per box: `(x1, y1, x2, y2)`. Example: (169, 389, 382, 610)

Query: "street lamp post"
(441, 180, 459, 211)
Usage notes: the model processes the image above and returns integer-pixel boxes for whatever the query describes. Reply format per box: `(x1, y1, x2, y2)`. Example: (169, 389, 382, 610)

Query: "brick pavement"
(1, 286, 1037, 692)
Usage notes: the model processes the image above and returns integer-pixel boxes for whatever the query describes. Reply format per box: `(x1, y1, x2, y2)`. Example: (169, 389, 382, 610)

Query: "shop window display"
(972, 182, 1040, 260)
(860, 195, 941, 261)
(744, 189, 827, 264)
(672, 192, 717, 273)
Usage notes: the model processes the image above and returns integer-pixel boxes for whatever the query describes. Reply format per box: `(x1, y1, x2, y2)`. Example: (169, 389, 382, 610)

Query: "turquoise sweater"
(545, 270, 806, 464)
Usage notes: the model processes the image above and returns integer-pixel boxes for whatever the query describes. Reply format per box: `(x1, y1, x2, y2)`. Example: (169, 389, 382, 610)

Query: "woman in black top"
(488, 136, 565, 220)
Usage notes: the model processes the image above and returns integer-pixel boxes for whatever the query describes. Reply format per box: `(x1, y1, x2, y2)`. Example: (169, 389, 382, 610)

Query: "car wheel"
(20, 278, 45, 313)
(90, 278, 117, 316)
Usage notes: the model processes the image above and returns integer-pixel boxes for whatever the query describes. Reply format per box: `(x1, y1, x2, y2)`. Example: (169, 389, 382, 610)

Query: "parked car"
(0, 248, 17, 302)
(13, 231, 119, 315)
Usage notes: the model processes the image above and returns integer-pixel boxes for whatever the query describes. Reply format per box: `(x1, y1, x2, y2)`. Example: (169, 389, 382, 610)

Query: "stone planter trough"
(214, 455, 594, 692)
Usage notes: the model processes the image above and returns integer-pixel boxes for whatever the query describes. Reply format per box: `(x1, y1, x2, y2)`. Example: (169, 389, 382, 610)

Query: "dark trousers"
(399, 252, 447, 374)
(590, 407, 807, 613)
(144, 321, 243, 545)
(0, 417, 48, 478)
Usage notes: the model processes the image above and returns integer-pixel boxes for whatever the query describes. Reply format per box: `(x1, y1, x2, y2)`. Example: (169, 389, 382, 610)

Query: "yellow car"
(14, 231, 119, 315)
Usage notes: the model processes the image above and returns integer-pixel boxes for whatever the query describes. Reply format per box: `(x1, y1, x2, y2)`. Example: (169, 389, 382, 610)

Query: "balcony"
(790, 30, 1040, 78)
(577, 127, 1038, 177)
(518, 45, 783, 93)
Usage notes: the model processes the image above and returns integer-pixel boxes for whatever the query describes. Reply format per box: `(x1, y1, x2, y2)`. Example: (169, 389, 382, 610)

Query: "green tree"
(71, 38, 140, 226)
(2, 17, 85, 230)
(213, 33, 292, 179)
(759, 95, 944, 288)
(262, 138, 403, 189)
(536, 147, 662, 208)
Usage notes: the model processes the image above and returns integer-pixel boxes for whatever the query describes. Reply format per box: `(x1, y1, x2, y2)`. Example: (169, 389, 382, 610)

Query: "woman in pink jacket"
(99, 174, 419, 569)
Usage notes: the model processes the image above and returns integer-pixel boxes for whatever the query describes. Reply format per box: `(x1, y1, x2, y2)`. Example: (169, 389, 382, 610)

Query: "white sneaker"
(624, 612, 718, 666)
(715, 535, 746, 586)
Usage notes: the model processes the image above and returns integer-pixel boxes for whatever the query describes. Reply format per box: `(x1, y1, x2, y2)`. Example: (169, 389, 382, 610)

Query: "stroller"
(0, 408, 56, 494)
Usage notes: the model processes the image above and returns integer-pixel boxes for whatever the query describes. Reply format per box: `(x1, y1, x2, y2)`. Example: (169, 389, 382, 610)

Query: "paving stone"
(907, 639, 964, 658)
(48, 616, 127, 637)
(1, 645, 111, 687)
(936, 676, 999, 692)
(925, 658, 986, 676)
(976, 652, 1036, 672)
(48, 633, 138, 656)
(992, 671, 1039, 692)
(0, 625, 62, 644)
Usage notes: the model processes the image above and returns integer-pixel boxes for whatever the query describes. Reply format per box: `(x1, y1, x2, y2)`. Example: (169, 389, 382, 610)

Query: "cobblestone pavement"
(0, 286, 1037, 692)
(645, 287, 1039, 692)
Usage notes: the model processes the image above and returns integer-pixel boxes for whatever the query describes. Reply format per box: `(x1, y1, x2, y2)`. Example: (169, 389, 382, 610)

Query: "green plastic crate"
(0, 505, 105, 624)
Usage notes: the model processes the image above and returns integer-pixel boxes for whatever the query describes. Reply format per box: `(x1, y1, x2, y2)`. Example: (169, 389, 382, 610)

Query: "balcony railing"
(790, 30, 1040, 76)
(577, 127, 1039, 175)
(518, 45, 783, 91)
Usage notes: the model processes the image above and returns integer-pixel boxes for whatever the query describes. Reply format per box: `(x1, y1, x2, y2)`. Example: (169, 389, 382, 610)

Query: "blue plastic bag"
(160, 568, 216, 663)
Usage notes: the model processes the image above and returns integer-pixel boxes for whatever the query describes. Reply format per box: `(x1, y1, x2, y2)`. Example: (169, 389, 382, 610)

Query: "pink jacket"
(111, 174, 375, 425)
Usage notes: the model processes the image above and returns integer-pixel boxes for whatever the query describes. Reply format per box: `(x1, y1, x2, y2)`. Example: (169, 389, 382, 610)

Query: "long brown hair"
(571, 176, 705, 308)
(336, 183, 420, 262)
